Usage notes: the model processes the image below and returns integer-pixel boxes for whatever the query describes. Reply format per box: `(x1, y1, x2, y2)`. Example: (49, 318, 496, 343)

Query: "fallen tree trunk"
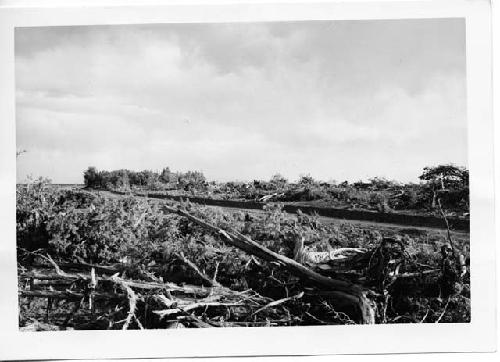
(19, 270, 215, 297)
(30, 261, 122, 274)
(20, 290, 121, 301)
(161, 204, 376, 324)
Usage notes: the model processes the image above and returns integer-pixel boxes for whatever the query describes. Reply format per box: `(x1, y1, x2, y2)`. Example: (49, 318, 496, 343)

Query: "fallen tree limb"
(437, 198, 468, 279)
(436, 198, 456, 254)
(396, 269, 440, 279)
(111, 274, 143, 330)
(175, 252, 222, 288)
(251, 291, 304, 317)
(175, 314, 213, 328)
(302, 248, 368, 265)
(154, 302, 243, 320)
(20, 269, 215, 297)
(435, 297, 451, 323)
(162, 205, 364, 293)
(19, 290, 122, 301)
(31, 262, 121, 274)
(161, 204, 376, 324)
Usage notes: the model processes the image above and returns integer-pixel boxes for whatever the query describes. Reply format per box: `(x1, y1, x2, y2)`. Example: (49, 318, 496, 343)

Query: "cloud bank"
(16, 19, 466, 183)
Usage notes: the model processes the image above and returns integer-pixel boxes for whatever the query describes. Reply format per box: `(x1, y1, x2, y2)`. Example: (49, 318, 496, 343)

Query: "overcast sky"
(16, 19, 466, 184)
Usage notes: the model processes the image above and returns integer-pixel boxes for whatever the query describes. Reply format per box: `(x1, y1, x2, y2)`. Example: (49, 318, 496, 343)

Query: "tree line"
(82, 164, 469, 212)
(83, 166, 206, 191)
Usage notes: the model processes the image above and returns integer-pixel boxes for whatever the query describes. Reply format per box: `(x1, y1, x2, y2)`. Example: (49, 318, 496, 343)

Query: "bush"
(270, 174, 288, 189)
(281, 187, 327, 202)
(83, 167, 100, 188)
(369, 177, 398, 190)
(298, 174, 317, 187)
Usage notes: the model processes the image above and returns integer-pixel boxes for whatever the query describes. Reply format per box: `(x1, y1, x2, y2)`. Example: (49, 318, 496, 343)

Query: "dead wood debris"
(18, 255, 301, 329)
(18, 203, 466, 329)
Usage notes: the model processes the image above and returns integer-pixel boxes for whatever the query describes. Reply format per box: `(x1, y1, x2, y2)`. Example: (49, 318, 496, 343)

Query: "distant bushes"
(82, 164, 469, 215)
(83, 166, 207, 191)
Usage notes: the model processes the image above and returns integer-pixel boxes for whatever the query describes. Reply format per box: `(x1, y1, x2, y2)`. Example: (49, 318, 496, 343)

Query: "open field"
(17, 181, 470, 330)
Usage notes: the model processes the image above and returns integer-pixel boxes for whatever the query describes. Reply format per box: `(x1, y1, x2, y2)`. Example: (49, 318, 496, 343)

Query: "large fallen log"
(30, 261, 122, 274)
(161, 204, 376, 324)
(20, 289, 121, 301)
(19, 270, 215, 297)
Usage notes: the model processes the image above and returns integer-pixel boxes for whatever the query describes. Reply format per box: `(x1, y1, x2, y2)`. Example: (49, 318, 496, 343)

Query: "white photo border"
(0, 0, 495, 360)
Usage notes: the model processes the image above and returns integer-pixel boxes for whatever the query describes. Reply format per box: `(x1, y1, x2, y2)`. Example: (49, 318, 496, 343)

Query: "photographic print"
(0, 0, 495, 359)
(15, 18, 472, 331)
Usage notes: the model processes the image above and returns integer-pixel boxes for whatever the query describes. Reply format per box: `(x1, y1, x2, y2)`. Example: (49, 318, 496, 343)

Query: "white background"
(0, 0, 497, 361)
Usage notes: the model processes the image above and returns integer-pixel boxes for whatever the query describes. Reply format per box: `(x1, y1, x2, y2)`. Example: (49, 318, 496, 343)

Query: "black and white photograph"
(15, 17, 472, 329)
(0, 0, 496, 359)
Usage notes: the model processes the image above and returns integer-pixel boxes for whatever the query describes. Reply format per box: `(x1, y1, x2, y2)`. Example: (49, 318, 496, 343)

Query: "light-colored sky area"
(16, 19, 466, 184)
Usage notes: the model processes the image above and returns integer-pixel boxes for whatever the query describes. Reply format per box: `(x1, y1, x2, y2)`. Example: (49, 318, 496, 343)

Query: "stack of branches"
(18, 253, 313, 330)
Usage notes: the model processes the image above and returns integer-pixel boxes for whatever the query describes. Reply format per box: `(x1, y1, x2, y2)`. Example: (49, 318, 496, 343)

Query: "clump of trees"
(83, 166, 207, 191)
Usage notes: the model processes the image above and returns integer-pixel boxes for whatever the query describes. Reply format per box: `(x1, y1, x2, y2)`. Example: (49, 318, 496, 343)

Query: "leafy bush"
(368, 177, 399, 190)
(269, 174, 288, 189)
(298, 174, 318, 187)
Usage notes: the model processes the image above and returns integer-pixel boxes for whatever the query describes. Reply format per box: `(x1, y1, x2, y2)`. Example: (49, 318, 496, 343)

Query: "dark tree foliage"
(270, 174, 288, 189)
(83, 166, 206, 192)
(368, 177, 399, 190)
(298, 174, 317, 187)
(419, 164, 469, 190)
(83, 167, 100, 188)
(419, 164, 469, 211)
(178, 170, 206, 190)
(160, 167, 177, 183)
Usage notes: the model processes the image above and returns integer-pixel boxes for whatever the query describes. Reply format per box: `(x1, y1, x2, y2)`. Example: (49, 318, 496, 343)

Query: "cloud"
(15, 19, 466, 183)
